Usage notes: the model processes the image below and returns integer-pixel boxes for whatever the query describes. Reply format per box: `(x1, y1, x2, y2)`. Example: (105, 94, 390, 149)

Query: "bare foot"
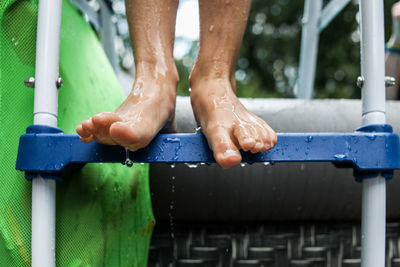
(76, 68, 178, 151)
(190, 75, 277, 169)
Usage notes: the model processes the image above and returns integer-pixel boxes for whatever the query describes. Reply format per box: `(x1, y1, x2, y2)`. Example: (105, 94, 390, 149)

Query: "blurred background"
(101, 0, 398, 99)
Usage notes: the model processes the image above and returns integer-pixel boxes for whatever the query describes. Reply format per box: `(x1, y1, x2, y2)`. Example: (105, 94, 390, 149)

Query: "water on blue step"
(184, 163, 199, 168)
(334, 154, 347, 160)
(165, 137, 180, 143)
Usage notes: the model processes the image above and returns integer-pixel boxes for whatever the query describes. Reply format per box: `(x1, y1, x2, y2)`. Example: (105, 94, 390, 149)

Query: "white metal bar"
(359, 0, 386, 125)
(32, 0, 62, 266)
(31, 176, 56, 267)
(359, 0, 386, 266)
(100, 0, 120, 73)
(70, 0, 101, 30)
(361, 177, 386, 267)
(296, 0, 322, 99)
(318, 0, 351, 32)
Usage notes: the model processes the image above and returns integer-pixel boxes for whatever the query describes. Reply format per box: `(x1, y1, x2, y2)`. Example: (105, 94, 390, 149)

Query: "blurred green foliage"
(176, 0, 397, 99)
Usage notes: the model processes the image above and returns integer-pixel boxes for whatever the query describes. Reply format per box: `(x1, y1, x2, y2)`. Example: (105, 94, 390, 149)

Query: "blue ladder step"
(15, 124, 400, 177)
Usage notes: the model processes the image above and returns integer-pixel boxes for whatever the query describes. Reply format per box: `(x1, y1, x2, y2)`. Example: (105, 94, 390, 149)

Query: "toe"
(91, 112, 120, 144)
(76, 123, 91, 138)
(81, 118, 96, 135)
(80, 135, 94, 143)
(92, 112, 120, 134)
(263, 123, 278, 150)
(233, 124, 256, 152)
(206, 125, 242, 168)
(109, 121, 148, 150)
(245, 125, 264, 153)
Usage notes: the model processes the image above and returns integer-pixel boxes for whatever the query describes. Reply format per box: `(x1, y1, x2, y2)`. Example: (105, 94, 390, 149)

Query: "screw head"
(56, 77, 63, 88)
(385, 76, 396, 87)
(24, 77, 35, 88)
(356, 76, 364, 88)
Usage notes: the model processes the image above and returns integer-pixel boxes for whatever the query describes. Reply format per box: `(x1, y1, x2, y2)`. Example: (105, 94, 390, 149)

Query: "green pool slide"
(0, 0, 154, 266)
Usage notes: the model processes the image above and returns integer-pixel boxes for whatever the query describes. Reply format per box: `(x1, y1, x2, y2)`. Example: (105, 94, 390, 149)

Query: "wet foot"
(76, 69, 178, 151)
(189, 75, 277, 169)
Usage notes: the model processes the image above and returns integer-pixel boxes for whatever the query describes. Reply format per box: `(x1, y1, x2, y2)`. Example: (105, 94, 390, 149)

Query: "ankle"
(136, 60, 180, 85)
(189, 61, 232, 87)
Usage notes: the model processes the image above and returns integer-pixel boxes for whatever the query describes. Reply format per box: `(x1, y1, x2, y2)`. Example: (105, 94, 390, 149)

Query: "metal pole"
(32, 0, 62, 266)
(359, 0, 386, 266)
(100, 0, 119, 73)
(296, 0, 322, 99)
(318, 0, 351, 32)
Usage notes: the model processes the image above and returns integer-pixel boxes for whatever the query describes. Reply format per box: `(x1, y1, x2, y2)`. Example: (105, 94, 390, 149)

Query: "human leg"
(76, 0, 179, 151)
(189, 0, 277, 168)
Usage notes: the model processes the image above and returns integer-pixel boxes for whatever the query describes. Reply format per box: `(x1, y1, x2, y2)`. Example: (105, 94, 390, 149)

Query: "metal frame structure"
(31, 0, 62, 266)
(24, 0, 392, 266)
(359, 1, 387, 266)
(297, 0, 352, 99)
(71, 0, 119, 72)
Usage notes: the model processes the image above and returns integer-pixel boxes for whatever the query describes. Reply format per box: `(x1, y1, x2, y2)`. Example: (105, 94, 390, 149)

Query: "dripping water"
(169, 176, 176, 239)
(124, 148, 133, 167)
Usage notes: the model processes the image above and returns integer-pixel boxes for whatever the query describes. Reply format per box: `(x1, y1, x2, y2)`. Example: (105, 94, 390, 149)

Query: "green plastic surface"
(0, 0, 154, 266)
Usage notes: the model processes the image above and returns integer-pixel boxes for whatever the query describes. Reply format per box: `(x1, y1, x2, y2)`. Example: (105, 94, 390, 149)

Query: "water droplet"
(263, 162, 270, 166)
(184, 163, 199, 168)
(124, 148, 133, 167)
(224, 149, 239, 157)
(300, 163, 305, 171)
(188, 88, 192, 92)
(195, 126, 202, 132)
(334, 154, 347, 160)
(170, 163, 175, 169)
(169, 175, 175, 239)
(306, 136, 313, 143)
(166, 137, 180, 143)
(240, 163, 246, 167)
(125, 158, 133, 167)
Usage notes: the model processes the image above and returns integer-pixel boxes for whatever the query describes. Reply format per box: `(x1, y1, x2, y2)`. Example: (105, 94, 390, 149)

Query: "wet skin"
(76, 0, 277, 168)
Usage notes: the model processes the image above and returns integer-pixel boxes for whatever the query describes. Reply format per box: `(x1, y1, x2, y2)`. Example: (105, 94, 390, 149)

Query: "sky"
(174, 0, 199, 58)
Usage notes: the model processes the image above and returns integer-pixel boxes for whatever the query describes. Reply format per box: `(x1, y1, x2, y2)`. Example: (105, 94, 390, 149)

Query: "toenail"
(223, 149, 239, 157)
(255, 142, 263, 148)
(244, 138, 255, 144)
